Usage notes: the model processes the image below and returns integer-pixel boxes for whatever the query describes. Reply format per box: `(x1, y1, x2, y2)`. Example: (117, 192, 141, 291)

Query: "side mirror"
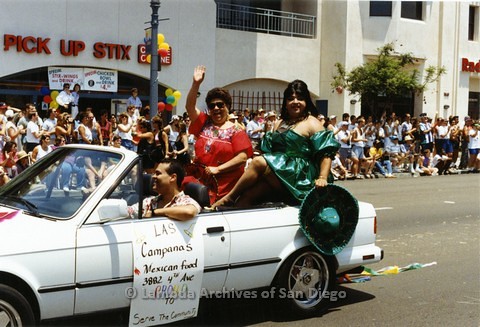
(86, 198, 130, 224)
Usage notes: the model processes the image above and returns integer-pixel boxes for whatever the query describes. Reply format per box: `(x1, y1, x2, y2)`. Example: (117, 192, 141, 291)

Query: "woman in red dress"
(185, 65, 253, 203)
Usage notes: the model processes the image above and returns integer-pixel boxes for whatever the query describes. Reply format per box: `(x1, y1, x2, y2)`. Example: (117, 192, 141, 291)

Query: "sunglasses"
(207, 102, 225, 110)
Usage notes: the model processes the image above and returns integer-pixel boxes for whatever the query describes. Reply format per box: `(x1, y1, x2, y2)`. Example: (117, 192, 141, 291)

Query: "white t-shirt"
(26, 121, 40, 143)
(468, 129, 480, 149)
(336, 129, 351, 149)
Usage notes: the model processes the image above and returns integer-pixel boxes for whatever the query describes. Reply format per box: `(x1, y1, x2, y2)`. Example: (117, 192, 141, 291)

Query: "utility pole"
(149, 0, 160, 118)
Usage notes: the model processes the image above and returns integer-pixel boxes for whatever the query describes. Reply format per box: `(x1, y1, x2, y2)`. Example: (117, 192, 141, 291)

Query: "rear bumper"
(335, 244, 383, 275)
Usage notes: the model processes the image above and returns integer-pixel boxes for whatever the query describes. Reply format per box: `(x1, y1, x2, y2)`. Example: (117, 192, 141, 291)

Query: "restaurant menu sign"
(83, 68, 118, 92)
(47, 67, 83, 90)
(129, 219, 204, 327)
(48, 66, 118, 92)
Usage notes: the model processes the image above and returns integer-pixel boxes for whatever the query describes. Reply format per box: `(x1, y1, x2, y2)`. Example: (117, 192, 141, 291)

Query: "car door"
(196, 212, 231, 291)
(222, 205, 301, 290)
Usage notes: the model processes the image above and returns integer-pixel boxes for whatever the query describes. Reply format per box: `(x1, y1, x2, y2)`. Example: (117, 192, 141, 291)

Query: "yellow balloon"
(50, 90, 59, 99)
(157, 33, 165, 45)
(165, 88, 173, 97)
(172, 90, 181, 99)
(50, 100, 58, 108)
(159, 42, 170, 50)
(146, 54, 151, 63)
(172, 99, 178, 106)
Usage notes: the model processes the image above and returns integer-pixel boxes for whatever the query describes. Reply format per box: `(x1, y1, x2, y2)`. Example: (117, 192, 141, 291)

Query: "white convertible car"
(0, 145, 382, 326)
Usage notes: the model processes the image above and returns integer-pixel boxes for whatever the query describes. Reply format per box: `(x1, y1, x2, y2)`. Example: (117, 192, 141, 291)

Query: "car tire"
(274, 247, 336, 317)
(0, 284, 35, 326)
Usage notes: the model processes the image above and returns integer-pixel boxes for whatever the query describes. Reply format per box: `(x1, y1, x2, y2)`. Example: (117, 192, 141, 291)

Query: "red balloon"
(157, 102, 165, 111)
(43, 95, 52, 103)
(159, 48, 168, 57)
(165, 104, 173, 111)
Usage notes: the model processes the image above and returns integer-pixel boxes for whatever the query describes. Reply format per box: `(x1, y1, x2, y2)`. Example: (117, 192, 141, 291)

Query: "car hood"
(0, 207, 77, 256)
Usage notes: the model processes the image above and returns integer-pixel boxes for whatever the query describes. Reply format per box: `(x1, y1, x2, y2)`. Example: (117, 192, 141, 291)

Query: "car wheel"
(275, 247, 336, 317)
(0, 284, 35, 326)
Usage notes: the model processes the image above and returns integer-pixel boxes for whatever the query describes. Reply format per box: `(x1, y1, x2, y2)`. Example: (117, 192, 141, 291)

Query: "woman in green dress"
(213, 80, 340, 207)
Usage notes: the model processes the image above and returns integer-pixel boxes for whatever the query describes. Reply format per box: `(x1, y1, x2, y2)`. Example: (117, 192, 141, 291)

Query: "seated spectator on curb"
(361, 145, 375, 179)
(370, 140, 395, 178)
(385, 135, 406, 172)
(432, 149, 452, 175)
(331, 153, 350, 180)
(130, 160, 201, 220)
(418, 149, 438, 176)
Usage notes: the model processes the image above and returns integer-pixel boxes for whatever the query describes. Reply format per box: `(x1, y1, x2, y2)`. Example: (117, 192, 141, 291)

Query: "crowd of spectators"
(0, 94, 479, 190)
(325, 111, 480, 179)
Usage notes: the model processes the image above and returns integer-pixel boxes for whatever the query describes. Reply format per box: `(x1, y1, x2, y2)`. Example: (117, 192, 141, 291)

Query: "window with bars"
(230, 90, 283, 113)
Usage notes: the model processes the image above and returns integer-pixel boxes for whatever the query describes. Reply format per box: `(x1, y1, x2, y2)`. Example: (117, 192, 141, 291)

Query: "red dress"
(187, 112, 253, 203)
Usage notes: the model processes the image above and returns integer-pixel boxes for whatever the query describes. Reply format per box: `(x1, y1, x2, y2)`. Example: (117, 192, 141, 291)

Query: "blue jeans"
(121, 139, 134, 151)
(375, 160, 393, 175)
(61, 162, 85, 189)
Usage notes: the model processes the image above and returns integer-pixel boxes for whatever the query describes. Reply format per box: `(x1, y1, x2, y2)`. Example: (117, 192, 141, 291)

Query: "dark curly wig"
(280, 80, 318, 121)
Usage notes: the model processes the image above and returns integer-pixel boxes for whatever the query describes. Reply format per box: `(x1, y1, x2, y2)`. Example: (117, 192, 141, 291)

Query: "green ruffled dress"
(261, 129, 340, 203)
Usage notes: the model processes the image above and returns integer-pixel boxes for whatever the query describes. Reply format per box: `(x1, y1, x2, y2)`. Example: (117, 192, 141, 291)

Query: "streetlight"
(149, 0, 160, 118)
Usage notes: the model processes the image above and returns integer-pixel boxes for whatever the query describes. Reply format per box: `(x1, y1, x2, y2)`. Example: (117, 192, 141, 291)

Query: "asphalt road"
(46, 174, 480, 327)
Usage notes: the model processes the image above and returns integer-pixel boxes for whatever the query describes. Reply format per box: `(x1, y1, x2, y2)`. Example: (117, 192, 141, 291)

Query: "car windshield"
(0, 147, 123, 220)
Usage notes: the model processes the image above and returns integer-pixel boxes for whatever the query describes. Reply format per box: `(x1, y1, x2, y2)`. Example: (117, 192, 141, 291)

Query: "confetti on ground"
(337, 262, 437, 283)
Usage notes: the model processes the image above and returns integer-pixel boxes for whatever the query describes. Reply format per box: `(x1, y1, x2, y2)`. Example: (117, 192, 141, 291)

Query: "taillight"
(374, 216, 377, 234)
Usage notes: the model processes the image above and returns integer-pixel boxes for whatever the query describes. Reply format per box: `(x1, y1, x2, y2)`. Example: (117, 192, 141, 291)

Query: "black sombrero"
(299, 185, 359, 256)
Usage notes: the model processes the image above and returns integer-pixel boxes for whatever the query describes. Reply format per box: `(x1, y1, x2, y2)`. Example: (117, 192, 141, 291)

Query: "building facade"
(0, 0, 478, 120)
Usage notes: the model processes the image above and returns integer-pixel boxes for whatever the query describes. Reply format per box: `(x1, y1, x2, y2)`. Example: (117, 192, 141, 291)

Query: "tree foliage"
(331, 43, 446, 118)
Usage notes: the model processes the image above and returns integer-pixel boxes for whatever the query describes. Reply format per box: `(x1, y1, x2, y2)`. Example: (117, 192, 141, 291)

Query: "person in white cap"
(5, 109, 24, 150)
(264, 111, 277, 133)
(326, 115, 339, 134)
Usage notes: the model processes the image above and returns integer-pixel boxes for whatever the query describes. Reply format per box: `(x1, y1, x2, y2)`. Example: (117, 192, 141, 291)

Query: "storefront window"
(0, 67, 163, 117)
(468, 92, 479, 120)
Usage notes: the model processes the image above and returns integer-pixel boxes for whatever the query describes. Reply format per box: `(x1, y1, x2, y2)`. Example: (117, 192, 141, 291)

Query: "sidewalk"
(340, 168, 473, 180)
